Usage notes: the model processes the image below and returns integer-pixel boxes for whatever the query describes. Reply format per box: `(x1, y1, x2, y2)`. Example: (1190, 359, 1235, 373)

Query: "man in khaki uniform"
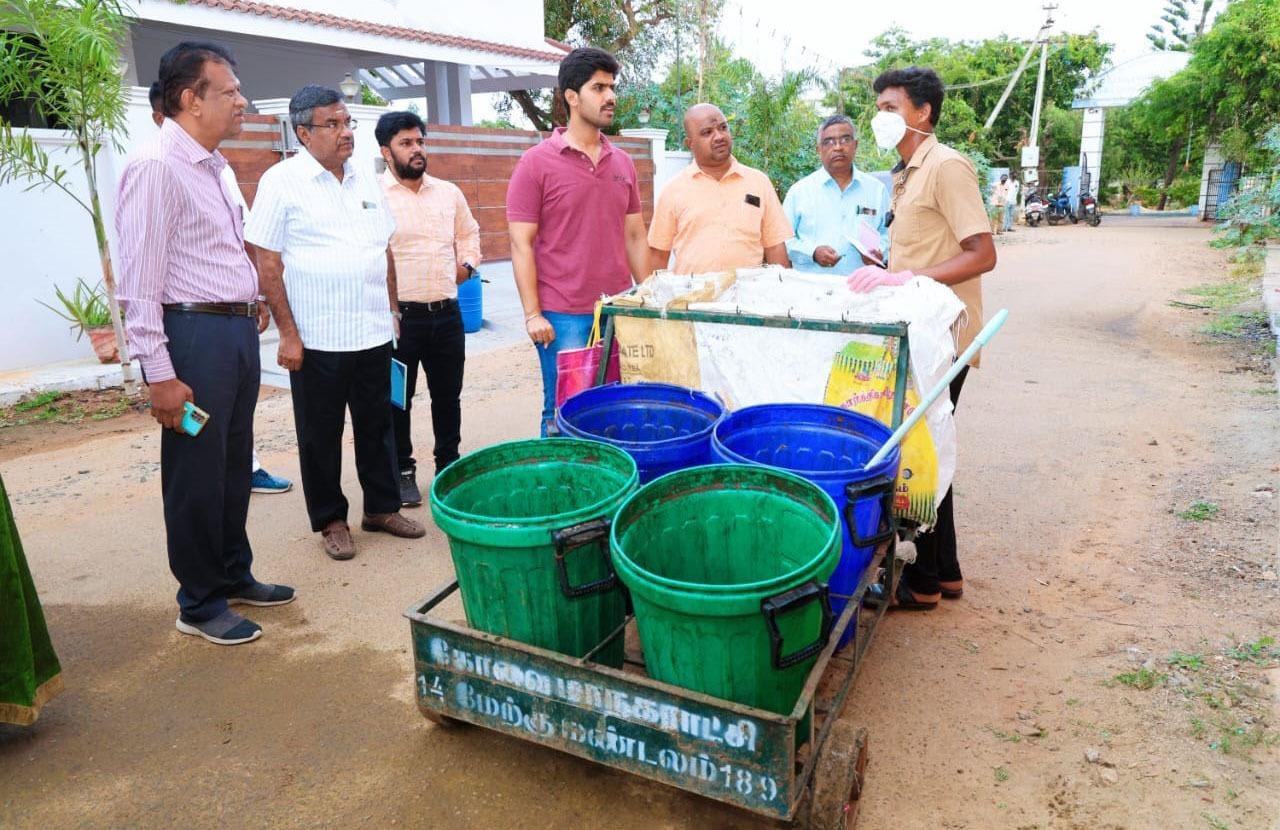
(848, 66, 997, 611)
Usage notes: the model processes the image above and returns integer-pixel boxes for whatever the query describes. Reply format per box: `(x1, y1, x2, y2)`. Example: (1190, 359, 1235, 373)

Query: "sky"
(475, 0, 1218, 126)
(716, 0, 1220, 78)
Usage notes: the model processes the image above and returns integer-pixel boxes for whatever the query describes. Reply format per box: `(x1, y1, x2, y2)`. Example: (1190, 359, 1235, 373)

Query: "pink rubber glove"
(846, 266, 914, 293)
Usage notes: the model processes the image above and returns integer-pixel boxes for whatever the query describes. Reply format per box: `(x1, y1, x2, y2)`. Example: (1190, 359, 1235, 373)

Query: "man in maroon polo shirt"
(506, 47, 650, 435)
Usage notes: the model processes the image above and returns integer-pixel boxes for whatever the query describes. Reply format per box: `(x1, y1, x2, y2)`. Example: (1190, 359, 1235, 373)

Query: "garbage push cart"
(407, 306, 912, 828)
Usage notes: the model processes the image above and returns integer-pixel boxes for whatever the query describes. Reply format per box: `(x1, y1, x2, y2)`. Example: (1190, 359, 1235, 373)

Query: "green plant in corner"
(0, 0, 136, 389)
(38, 278, 111, 339)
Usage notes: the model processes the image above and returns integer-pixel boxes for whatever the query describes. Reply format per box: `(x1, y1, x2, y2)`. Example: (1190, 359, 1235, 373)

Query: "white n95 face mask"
(870, 111, 928, 151)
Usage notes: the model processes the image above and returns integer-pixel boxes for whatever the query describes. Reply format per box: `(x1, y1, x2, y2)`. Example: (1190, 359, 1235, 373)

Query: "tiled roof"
(186, 0, 568, 63)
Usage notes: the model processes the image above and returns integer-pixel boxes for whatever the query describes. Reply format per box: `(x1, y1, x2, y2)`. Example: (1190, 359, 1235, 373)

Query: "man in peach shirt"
(648, 103, 792, 274)
(376, 110, 481, 507)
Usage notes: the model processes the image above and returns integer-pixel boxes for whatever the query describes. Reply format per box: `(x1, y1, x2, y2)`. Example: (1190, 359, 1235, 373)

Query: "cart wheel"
(807, 721, 868, 830)
(419, 707, 466, 729)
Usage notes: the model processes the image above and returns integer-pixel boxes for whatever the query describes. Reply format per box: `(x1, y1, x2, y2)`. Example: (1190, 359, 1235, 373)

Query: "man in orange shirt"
(648, 103, 792, 274)
(376, 110, 481, 506)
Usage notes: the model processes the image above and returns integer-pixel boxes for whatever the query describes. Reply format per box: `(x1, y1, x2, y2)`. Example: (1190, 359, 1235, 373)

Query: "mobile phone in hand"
(181, 401, 210, 437)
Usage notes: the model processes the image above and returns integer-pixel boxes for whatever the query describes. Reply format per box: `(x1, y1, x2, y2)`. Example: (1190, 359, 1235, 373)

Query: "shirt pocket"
(729, 195, 764, 245)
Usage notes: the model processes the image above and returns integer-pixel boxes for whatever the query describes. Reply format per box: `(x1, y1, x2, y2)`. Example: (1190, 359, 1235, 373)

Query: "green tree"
(508, 0, 718, 130)
(1147, 0, 1215, 51)
(1119, 0, 1280, 207)
(0, 0, 134, 388)
(615, 42, 820, 196)
(829, 27, 1111, 170)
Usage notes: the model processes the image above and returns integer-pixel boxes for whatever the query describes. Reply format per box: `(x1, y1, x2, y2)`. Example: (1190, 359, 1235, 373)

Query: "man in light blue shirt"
(783, 115, 891, 275)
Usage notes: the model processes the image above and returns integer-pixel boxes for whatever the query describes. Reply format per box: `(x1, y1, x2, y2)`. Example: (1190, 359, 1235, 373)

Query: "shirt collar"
(547, 126, 615, 159)
(298, 146, 354, 181)
(693, 156, 744, 180)
(818, 165, 861, 190)
(903, 133, 939, 171)
(379, 167, 434, 192)
(161, 118, 220, 168)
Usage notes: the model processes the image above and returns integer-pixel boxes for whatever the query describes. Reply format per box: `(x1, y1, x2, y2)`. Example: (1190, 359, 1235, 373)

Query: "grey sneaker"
(399, 468, 422, 507)
(176, 610, 262, 645)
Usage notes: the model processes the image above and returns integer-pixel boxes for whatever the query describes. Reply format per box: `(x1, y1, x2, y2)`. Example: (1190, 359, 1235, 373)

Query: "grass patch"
(13, 390, 64, 411)
(994, 766, 1010, 783)
(1184, 280, 1254, 308)
(1201, 813, 1229, 830)
(1199, 310, 1269, 338)
(1190, 717, 1206, 738)
(1112, 669, 1166, 690)
(1177, 501, 1220, 522)
(1168, 651, 1206, 671)
(1226, 635, 1279, 665)
(985, 726, 1022, 743)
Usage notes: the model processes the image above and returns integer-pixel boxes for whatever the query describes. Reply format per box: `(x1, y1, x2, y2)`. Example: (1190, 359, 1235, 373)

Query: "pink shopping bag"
(554, 303, 620, 407)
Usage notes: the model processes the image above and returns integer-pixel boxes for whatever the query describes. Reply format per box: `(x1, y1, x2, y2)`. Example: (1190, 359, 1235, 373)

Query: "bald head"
(683, 103, 732, 170)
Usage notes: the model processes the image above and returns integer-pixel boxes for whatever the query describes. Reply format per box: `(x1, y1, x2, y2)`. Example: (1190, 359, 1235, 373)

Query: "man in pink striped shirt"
(116, 41, 294, 646)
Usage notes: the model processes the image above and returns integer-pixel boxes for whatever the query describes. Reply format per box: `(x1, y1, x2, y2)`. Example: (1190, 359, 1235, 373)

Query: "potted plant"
(38, 278, 119, 363)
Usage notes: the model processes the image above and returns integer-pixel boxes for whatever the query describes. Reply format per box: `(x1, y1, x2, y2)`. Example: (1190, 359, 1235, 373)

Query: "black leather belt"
(400, 298, 457, 313)
(163, 301, 258, 317)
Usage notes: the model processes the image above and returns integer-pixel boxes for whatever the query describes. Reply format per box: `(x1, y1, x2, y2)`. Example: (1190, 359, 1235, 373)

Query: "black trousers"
(159, 310, 260, 622)
(392, 301, 465, 473)
(289, 342, 401, 532)
(903, 366, 970, 596)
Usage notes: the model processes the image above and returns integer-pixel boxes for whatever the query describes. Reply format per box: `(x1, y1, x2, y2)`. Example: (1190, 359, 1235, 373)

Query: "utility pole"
(1024, 4, 1056, 197)
(696, 0, 709, 102)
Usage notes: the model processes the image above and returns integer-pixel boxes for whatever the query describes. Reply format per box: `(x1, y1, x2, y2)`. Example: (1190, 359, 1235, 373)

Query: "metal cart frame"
(407, 302, 912, 828)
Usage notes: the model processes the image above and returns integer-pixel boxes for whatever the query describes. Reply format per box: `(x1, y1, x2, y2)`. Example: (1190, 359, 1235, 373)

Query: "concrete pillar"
(446, 64, 473, 126)
(425, 61, 451, 125)
(1078, 107, 1105, 197)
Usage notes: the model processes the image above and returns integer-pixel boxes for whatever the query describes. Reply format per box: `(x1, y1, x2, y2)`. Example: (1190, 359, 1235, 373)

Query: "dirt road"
(2, 219, 1277, 829)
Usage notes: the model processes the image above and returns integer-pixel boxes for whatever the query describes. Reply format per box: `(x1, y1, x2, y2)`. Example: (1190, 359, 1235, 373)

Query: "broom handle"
(864, 308, 1009, 470)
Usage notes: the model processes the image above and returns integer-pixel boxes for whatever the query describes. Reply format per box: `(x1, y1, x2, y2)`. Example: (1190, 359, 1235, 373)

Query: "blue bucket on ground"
(458, 274, 483, 333)
(711, 403, 901, 648)
(555, 383, 724, 484)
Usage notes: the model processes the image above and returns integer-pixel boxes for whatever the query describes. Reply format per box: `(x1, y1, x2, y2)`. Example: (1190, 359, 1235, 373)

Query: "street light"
(339, 72, 360, 103)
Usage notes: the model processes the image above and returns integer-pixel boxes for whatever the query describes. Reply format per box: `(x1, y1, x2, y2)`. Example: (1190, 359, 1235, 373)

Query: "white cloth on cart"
(651, 267, 966, 524)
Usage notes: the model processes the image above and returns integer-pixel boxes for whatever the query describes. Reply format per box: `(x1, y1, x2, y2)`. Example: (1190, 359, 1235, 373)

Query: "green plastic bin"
(431, 439, 638, 667)
(610, 464, 840, 715)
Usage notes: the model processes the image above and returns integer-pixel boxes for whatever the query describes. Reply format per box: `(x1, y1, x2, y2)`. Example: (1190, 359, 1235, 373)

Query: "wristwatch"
(462, 262, 475, 276)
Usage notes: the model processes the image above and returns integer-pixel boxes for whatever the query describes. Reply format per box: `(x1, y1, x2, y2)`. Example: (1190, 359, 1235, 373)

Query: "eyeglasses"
(302, 118, 358, 131)
(819, 135, 856, 148)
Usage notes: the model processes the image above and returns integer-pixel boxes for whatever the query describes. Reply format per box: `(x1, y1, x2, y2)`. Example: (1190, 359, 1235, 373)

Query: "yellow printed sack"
(823, 338, 938, 527)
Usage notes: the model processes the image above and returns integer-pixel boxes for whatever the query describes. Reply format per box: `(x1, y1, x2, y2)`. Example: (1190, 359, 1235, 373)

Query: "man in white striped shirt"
(245, 85, 425, 561)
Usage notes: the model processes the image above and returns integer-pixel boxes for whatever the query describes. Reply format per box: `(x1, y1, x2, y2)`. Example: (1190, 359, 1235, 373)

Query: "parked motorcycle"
(1079, 192, 1101, 226)
(1024, 190, 1046, 227)
(1046, 189, 1077, 225)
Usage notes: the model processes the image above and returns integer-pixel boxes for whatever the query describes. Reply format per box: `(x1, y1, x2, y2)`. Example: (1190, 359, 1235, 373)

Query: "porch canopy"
(125, 0, 567, 125)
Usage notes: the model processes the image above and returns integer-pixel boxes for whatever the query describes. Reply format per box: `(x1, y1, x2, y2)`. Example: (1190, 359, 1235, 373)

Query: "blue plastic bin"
(555, 383, 724, 484)
(458, 274, 483, 333)
(711, 403, 901, 648)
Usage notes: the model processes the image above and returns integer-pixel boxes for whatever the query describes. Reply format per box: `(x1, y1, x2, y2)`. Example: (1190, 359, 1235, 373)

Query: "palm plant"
(0, 0, 135, 387)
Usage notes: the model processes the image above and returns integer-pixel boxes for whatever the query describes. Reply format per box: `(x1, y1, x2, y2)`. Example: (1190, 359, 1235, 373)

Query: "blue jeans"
(535, 311, 594, 436)
(1003, 203, 1015, 231)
